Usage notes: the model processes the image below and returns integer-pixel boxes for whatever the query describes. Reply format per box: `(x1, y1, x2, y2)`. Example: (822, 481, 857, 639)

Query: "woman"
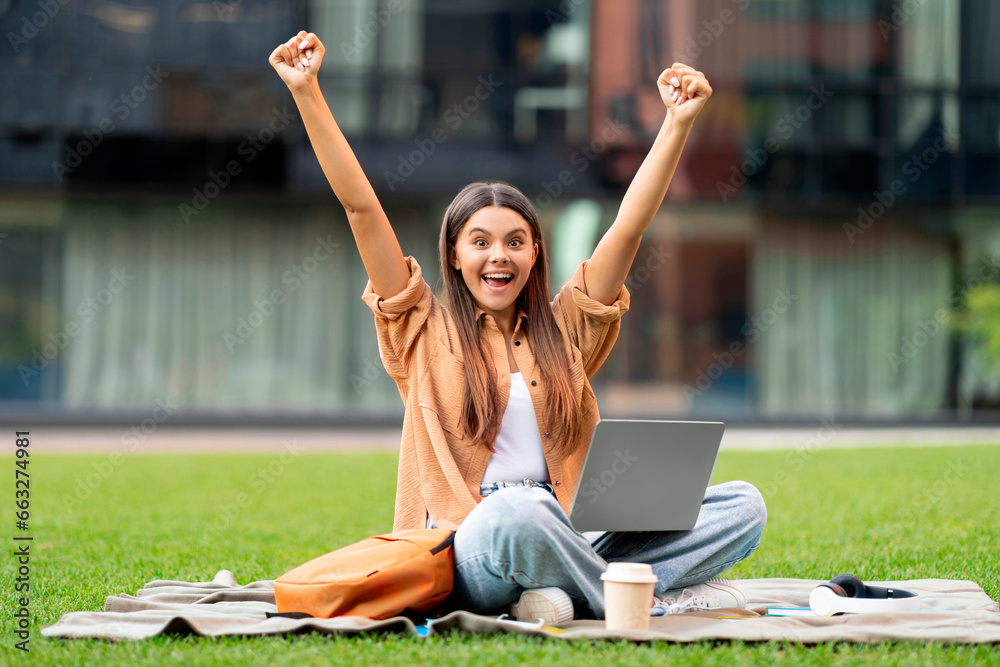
(269, 30, 766, 622)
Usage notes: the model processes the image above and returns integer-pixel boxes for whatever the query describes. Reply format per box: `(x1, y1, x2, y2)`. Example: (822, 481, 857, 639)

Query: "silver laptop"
(568, 419, 725, 533)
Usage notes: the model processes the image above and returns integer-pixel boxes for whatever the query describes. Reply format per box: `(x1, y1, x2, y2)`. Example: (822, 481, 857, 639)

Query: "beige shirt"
(362, 256, 630, 531)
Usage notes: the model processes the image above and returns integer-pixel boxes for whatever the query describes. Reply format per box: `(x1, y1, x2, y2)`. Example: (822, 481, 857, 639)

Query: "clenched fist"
(270, 31, 325, 92)
(657, 63, 712, 127)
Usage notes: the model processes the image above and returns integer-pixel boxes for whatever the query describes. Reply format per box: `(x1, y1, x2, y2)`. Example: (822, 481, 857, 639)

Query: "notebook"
(568, 419, 725, 533)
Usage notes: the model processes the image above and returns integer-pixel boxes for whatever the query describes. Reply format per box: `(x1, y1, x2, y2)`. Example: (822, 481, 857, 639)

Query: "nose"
(489, 242, 509, 263)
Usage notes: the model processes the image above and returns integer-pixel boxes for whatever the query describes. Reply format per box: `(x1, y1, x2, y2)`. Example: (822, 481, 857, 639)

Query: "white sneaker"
(650, 577, 747, 616)
(510, 587, 574, 624)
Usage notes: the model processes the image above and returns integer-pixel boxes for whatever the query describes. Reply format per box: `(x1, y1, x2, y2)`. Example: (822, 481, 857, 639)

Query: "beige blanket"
(42, 570, 1000, 644)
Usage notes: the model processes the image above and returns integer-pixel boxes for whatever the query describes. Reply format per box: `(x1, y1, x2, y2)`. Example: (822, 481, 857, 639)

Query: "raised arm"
(585, 64, 712, 305)
(270, 31, 410, 299)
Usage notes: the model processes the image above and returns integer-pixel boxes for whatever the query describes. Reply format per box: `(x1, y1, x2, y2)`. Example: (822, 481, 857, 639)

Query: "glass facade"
(1, 0, 999, 420)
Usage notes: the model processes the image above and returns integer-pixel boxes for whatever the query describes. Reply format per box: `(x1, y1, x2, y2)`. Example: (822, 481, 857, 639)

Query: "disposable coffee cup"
(601, 562, 658, 632)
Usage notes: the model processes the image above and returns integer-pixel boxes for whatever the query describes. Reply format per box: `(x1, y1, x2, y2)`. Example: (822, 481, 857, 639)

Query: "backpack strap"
(265, 611, 314, 619)
(430, 531, 456, 555)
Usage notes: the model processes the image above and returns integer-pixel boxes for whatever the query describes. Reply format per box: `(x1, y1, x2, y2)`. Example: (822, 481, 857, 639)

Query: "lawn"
(4, 443, 999, 665)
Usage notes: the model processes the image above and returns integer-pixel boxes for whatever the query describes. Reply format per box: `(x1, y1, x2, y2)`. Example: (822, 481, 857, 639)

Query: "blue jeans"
(447, 481, 766, 619)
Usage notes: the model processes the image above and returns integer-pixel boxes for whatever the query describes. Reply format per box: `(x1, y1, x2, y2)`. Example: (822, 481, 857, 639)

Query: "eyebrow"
(465, 226, 529, 239)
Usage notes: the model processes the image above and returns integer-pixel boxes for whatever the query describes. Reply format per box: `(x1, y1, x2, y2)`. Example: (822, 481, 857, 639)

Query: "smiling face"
(448, 206, 539, 329)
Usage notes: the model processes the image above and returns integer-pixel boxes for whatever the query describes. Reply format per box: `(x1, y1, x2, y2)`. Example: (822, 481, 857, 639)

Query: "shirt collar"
(475, 305, 529, 333)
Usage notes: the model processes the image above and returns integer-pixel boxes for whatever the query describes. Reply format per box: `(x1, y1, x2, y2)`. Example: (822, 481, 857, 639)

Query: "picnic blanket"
(42, 570, 1000, 644)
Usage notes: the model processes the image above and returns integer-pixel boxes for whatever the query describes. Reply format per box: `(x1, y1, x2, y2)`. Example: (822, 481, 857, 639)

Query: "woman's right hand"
(269, 31, 325, 92)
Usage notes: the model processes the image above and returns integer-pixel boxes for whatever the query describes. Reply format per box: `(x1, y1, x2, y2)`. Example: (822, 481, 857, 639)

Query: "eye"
(509, 239, 522, 247)
(474, 239, 488, 247)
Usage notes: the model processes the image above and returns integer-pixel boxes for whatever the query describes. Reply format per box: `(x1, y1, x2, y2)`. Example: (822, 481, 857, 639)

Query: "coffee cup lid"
(600, 562, 658, 584)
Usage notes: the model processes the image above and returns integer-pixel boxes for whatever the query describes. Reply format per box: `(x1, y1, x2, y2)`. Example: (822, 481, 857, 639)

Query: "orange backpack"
(274, 528, 456, 619)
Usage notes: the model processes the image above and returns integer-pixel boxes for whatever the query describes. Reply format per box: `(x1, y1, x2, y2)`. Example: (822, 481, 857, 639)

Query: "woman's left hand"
(658, 63, 712, 127)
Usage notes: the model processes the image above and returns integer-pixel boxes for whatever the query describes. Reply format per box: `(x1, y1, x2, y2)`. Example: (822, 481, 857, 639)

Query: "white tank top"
(482, 372, 549, 483)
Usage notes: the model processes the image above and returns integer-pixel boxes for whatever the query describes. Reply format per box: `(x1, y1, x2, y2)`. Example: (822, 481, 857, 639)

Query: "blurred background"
(2, 0, 1000, 427)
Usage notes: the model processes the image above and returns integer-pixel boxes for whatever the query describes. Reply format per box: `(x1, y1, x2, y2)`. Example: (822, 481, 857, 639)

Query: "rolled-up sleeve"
(361, 256, 434, 382)
(553, 259, 631, 377)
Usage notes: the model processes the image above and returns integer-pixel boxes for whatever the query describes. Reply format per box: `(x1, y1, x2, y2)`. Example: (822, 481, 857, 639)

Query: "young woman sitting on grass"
(269, 30, 766, 623)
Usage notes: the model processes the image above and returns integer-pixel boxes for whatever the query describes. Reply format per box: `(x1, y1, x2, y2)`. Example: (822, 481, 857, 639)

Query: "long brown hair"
(438, 181, 581, 454)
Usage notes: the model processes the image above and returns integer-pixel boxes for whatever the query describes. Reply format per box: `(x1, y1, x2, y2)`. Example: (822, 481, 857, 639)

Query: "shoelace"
(650, 588, 716, 616)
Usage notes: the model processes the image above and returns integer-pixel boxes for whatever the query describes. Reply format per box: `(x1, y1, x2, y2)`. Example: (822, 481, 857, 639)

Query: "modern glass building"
(1, 0, 998, 423)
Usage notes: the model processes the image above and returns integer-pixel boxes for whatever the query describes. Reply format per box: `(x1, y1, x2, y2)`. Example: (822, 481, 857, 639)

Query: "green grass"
(4, 444, 999, 665)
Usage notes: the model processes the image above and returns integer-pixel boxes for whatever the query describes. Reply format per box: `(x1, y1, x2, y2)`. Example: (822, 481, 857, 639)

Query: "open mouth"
(483, 272, 514, 290)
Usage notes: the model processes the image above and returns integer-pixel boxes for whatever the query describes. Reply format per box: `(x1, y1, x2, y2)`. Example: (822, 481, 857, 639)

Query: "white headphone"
(809, 574, 921, 616)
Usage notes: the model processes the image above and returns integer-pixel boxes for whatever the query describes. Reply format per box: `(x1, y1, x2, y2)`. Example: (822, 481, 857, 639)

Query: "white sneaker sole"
(510, 587, 574, 625)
